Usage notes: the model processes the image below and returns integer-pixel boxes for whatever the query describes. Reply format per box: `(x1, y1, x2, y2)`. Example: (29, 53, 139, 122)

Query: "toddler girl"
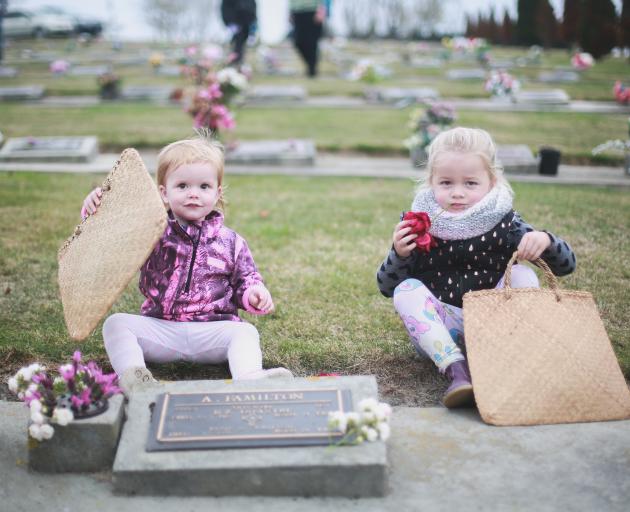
(82, 136, 292, 393)
(377, 127, 575, 408)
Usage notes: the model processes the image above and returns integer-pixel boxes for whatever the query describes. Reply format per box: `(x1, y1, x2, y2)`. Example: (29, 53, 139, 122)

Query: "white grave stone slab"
(0, 136, 99, 163)
(157, 65, 181, 77)
(226, 139, 315, 166)
(497, 144, 538, 174)
(446, 68, 486, 80)
(514, 89, 570, 105)
(70, 65, 110, 76)
(112, 376, 387, 497)
(365, 87, 440, 104)
(0, 85, 45, 101)
(246, 85, 307, 102)
(409, 57, 443, 68)
(538, 71, 579, 83)
(0, 66, 18, 78)
(121, 86, 173, 102)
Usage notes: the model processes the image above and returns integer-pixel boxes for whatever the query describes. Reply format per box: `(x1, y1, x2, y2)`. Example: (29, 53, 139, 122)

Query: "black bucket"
(538, 146, 561, 176)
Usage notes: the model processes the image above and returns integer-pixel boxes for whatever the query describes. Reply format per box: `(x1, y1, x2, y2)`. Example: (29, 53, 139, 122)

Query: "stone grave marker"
(246, 85, 307, 103)
(514, 89, 570, 105)
(120, 85, 173, 102)
(446, 68, 486, 80)
(70, 65, 110, 76)
(497, 144, 538, 174)
(0, 66, 18, 78)
(113, 376, 387, 497)
(409, 57, 443, 68)
(489, 59, 514, 69)
(365, 87, 439, 105)
(157, 65, 182, 77)
(538, 70, 579, 83)
(226, 139, 316, 166)
(0, 136, 99, 163)
(0, 85, 45, 101)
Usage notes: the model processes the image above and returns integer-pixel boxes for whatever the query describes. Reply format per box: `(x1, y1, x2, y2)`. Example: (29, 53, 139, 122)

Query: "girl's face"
(159, 162, 221, 224)
(431, 151, 494, 213)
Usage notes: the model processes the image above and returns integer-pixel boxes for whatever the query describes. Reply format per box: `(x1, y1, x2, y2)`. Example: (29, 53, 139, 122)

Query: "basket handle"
(504, 250, 561, 301)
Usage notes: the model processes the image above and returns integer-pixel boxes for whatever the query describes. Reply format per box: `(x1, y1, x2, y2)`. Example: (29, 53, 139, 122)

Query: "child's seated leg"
(496, 264, 539, 289)
(393, 278, 473, 408)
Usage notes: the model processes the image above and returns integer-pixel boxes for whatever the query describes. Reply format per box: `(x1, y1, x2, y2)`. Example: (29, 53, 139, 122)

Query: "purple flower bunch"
(485, 70, 520, 97)
(8, 351, 120, 441)
(426, 102, 457, 126)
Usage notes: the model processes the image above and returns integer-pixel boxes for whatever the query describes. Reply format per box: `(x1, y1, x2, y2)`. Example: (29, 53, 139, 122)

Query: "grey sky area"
(14, 0, 624, 43)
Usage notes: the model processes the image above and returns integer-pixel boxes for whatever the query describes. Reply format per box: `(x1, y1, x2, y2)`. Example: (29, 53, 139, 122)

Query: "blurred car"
(37, 6, 103, 37)
(4, 9, 74, 38)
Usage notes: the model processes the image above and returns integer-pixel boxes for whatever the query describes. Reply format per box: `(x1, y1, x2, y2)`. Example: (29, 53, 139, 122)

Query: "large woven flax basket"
(463, 252, 630, 426)
(58, 148, 167, 341)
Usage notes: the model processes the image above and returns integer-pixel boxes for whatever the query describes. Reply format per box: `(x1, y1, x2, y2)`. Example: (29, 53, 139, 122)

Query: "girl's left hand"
(517, 231, 551, 261)
(247, 286, 274, 313)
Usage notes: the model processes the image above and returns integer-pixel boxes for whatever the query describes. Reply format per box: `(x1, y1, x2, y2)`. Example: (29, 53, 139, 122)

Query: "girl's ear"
(158, 184, 168, 204)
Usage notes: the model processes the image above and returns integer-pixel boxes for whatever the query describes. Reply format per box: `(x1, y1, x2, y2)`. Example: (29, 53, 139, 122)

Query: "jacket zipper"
(183, 227, 202, 293)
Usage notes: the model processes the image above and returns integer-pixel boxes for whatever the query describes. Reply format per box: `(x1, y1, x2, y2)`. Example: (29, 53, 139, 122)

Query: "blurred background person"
(221, 0, 257, 67)
(289, 0, 327, 77)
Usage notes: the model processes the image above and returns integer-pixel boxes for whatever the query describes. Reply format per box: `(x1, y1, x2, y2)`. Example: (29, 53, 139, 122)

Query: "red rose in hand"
(402, 211, 436, 253)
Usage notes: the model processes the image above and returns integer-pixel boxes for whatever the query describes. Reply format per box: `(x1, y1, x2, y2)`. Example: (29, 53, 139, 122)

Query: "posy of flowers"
(485, 70, 520, 98)
(328, 398, 392, 445)
(8, 351, 120, 441)
(403, 102, 457, 152)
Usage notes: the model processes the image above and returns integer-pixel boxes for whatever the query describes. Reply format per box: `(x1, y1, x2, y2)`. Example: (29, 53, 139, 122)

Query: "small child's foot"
(442, 360, 475, 408)
(118, 366, 158, 397)
(237, 367, 294, 380)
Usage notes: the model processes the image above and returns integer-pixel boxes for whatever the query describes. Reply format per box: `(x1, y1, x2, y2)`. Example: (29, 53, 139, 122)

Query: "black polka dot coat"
(377, 211, 576, 308)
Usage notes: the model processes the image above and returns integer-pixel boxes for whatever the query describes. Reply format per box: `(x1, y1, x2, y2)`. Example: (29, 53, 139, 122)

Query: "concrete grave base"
(0, 135, 99, 163)
(515, 89, 571, 105)
(226, 139, 316, 166)
(28, 394, 125, 473)
(497, 144, 538, 174)
(112, 376, 387, 497)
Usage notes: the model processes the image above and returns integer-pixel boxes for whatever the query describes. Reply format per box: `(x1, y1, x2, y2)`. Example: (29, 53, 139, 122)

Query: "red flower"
(403, 211, 437, 253)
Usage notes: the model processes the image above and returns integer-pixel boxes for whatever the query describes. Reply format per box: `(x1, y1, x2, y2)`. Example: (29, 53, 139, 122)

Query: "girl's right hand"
(81, 187, 102, 219)
(393, 220, 417, 258)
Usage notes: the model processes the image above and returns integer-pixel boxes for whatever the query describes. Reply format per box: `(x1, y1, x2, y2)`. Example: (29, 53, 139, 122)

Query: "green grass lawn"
(1, 171, 628, 405)
(0, 103, 626, 165)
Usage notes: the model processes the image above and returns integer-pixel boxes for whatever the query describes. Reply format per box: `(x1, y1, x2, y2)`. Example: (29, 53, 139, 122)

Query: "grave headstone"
(489, 60, 514, 69)
(226, 139, 316, 166)
(157, 65, 181, 77)
(446, 68, 486, 80)
(70, 65, 110, 76)
(514, 89, 570, 105)
(365, 87, 440, 104)
(0, 66, 18, 78)
(0, 85, 45, 101)
(538, 70, 579, 83)
(113, 376, 387, 497)
(409, 57, 443, 69)
(246, 85, 307, 103)
(0, 136, 99, 163)
(120, 86, 173, 102)
(497, 144, 538, 174)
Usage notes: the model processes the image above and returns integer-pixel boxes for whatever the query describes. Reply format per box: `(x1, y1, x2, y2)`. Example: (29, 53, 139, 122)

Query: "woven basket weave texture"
(464, 256, 630, 426)
(58, 148, 167, 341)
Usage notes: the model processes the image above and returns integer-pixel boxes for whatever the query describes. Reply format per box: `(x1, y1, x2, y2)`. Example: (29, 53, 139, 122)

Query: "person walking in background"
(289, 0, 327, 77)
(221, 0, 257, 67)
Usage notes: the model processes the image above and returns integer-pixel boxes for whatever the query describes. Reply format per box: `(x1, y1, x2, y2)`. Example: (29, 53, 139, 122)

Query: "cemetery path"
(1, 150, 628, 187)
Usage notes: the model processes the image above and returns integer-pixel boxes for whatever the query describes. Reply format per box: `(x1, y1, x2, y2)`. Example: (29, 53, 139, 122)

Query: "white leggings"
(102, 313, 263, 379)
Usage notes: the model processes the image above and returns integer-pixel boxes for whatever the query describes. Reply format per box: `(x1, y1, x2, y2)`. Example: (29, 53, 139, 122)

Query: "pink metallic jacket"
(139, 211, 265, 322)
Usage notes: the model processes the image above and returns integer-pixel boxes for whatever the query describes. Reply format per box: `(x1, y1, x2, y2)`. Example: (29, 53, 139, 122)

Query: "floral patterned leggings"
(393, 265, 539, 372)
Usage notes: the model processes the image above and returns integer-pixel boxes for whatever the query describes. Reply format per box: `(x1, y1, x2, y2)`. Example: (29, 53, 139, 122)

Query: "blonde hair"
(423, 127, 512, 193)
(156, 135, 226, 211)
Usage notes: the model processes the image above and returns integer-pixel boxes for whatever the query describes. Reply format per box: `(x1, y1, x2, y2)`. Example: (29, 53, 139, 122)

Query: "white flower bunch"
(328, 398, 392, 445)
(592, 139, 630, 155)
(217, 67, 248, 92)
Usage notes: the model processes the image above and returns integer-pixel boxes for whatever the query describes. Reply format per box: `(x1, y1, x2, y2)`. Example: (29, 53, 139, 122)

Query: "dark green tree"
(536, 0, 558, 47)
(621, 0, 630, 48)
(500, 10, 515, 46)
(561, 0, 580, 47)
(578, 0, 618, 59)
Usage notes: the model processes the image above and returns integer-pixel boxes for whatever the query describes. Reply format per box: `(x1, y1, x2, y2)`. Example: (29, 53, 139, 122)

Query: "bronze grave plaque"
(146, 388, 353, 451)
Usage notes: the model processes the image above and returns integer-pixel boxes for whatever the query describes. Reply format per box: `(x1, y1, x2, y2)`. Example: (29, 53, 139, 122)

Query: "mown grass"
(0, 103, 626, 164)
(1, 172, 628, 404)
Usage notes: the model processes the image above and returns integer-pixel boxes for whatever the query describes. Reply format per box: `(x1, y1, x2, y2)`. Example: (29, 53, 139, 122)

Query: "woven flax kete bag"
(463, 251, 630, 426)
(58, 148, 168, 341)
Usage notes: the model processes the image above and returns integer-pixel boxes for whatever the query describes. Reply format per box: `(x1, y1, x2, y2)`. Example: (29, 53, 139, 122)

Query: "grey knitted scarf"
(410, 184, 513, 240)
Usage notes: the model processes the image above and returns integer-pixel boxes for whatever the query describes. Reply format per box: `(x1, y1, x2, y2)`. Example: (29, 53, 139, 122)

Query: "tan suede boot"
(118, 366, 157, 396)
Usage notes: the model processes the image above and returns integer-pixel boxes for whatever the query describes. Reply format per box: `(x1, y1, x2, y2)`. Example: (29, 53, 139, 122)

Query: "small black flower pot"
(538, 146, 561, 176)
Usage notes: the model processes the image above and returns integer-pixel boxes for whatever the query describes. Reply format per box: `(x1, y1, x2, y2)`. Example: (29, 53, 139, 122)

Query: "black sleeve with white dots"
(508, 212, 576, 276)
(376, 247, 418, 298)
